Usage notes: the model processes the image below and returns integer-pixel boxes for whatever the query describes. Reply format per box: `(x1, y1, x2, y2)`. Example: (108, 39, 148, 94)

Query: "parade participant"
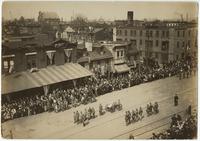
(174, 94, 179, 106)
(187, 105, 192, 115)
(139, 107, 143, 119)
(135, 108, 139, 121)
(92, 107, 96, 118)
(129, 134, 134, 139)
(149, 102, 153, 112)
(76, 111, 80, 123)
(153, 102, 159, 113)
(131, 110, 136, 122)
(73, 112, 76, 123)
(84, 108, 88, 119)
(88, 107, 92, 119)
(99, 104, 103, 116)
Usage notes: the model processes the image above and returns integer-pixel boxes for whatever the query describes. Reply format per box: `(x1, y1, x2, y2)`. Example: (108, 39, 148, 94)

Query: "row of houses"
(2, 32, 132, 97)
(2, 34, 131, 75)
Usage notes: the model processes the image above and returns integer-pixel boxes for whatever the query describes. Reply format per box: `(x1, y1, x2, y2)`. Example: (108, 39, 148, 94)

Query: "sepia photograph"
(1, 0, 198, 139)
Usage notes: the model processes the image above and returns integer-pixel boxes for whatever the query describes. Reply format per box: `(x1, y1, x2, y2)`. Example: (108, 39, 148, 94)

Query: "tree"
(70, 14, 88, 31)
(19, 16, 25, 25)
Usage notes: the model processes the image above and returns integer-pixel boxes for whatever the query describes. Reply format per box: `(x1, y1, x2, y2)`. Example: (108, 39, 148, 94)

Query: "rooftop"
(77, 46, 113, 63)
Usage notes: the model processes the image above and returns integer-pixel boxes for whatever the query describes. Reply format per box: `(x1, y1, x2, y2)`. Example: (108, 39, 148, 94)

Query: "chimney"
(127, 11, 134, 25)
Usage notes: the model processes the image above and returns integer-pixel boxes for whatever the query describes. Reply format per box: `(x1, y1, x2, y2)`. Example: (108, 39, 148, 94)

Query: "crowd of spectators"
(1, 58, 196, 122)
(151, 113, 197, 139)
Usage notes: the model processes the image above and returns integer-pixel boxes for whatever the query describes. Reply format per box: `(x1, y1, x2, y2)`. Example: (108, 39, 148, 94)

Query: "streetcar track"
(64, 88, 196, 138)
(41, 79, 196, 136)
(111, 105, 197, 139)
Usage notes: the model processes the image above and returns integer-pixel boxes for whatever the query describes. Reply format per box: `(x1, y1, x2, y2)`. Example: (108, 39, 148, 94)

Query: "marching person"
(73, 111, 76, 123)
(187, 105, 192, 115)
(99, 104, 103, 116)
(174, 94, 179, 106)
(129, 134, 134, 139)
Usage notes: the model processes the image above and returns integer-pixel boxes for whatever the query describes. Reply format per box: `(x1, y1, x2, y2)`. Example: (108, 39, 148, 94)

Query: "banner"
(64, 49, 72, 58)
(46, 51, 55, 65)
(64, 49, 72, 62)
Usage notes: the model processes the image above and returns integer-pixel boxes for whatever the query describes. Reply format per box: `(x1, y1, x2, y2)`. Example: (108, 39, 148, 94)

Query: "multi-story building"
(2, 34, 92, 98)
(101, 41, 131, 73)
(113, 11, 198, 64)
(77, 43, 113, 77)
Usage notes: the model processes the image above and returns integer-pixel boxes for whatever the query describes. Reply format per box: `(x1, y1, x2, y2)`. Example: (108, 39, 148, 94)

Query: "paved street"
(2, 75, 197, 139)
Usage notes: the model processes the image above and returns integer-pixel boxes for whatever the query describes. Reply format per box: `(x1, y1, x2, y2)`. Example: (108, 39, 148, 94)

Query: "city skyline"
(3, 1, 198, 21)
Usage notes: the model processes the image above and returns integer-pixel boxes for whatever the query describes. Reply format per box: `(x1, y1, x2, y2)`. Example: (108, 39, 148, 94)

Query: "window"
(119, 30, 122, 35)
(131, 40, 137, 46)
(134, 30, 136, 36)
(182, 41, 185, 48)
(177, 31, 180, 37)
(3, 60, 9, 73)
(188, 40, 191, 48)
(156, 40, 159, 46)
(130, 30, 133, 36)
(146, 31, 149, 37)
(26, 53, 36, 69)
(183, 31, 185, 37)
(125, 30, 127, 36)
(121, 50, 124, 57)
(162, 31, 165, 37)
(188, 30, 191, 36)
(156, 31, 159, 37)
(117, 51, 120, 58)
(140, 39, 142, 45)
(177, 41, 179, 48)
(116, 38, 122, 41)
(166, 31, 169, 38)
(140, 30, 143, 36)
(117, 30, 119, 36)
(3, 58, 15, 74)
(149, 31, 153, 37)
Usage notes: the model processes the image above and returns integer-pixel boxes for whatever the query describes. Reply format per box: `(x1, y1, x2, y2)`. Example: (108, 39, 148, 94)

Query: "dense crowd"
(1, 58, 196, 122)
(151, 113, 197, 139)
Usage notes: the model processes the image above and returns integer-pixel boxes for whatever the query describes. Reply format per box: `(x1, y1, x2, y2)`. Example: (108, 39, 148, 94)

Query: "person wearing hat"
(174, 94, 179, 106)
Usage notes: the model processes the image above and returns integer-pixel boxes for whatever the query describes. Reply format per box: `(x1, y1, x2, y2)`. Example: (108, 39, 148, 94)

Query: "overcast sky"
(2, 1, 198, 21)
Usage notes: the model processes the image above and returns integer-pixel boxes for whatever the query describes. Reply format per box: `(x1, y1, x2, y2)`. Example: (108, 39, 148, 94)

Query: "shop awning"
(114, 64, 130, 73)
(2, 63, 93, 95)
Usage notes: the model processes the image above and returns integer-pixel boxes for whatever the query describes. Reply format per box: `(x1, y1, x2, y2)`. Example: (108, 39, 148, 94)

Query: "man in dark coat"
(174, 94, 179, 106)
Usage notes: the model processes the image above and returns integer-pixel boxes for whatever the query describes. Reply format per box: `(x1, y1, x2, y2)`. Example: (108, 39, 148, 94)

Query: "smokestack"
(127, 11, 134, 25)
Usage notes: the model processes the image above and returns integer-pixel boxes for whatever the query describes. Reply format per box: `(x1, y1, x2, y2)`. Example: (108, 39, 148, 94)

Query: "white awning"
(114, 64, 130, 73)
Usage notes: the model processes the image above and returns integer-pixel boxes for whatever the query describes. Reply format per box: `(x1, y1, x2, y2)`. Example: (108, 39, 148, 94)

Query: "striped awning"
(2, 63, 93, 95)
(114, 64, 130, 73)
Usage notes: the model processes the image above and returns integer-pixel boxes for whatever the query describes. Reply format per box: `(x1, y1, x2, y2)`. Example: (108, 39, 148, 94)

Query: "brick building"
(113, 11, 198, 64)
